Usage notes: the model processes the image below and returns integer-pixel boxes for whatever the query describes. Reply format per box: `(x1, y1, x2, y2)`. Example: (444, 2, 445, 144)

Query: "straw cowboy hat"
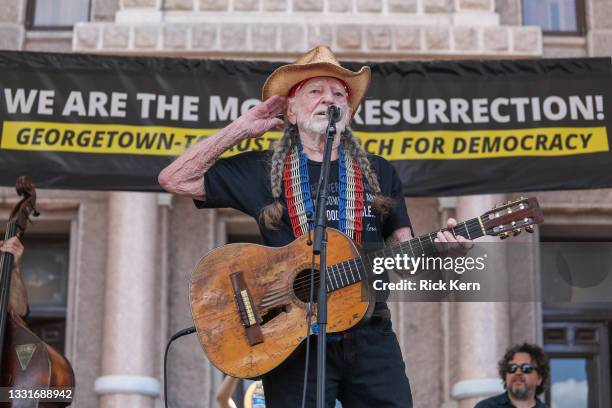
(262, 45, 371, 115)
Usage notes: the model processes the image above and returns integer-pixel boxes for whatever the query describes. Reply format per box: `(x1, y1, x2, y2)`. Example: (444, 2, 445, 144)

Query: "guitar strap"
(283, 140, 364, 245)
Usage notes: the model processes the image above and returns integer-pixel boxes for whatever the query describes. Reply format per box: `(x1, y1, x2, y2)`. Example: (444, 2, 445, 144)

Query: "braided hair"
(259, 124, 394, 229)
(343, 128, 394, 217)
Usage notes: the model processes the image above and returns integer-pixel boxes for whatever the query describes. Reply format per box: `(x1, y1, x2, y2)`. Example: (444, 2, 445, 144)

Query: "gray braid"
(259, 124, 296, 229)
(343, 128, 394, 217)
(343, 128, 381, 193)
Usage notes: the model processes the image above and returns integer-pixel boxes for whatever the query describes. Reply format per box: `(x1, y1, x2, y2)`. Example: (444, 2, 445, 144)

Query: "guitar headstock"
(480, 197, 543, 239)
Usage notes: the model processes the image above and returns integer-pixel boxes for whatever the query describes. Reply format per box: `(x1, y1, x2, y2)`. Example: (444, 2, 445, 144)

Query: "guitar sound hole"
(293, 269, 320, 303)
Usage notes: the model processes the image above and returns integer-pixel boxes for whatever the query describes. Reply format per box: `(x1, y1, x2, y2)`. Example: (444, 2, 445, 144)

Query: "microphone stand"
(313, 105, 339, 408)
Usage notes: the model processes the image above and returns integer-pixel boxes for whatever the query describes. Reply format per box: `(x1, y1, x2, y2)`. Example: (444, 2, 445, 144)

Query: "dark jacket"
(474, 392, 548, 408)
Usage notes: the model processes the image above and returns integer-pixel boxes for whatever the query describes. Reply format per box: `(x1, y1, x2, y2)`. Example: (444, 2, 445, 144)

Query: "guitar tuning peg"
(525, 225, 534, 233)
(506, 200, 512, 205)
(499, 232, 509, 240)
(512, 229, 522, 237)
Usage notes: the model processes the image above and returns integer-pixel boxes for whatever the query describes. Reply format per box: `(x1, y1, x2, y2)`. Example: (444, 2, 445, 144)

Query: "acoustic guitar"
(190, 197, 543, 378)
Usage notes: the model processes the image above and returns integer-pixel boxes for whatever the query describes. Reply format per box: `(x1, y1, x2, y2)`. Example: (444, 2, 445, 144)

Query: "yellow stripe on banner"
(0, 121, 283, 157)
(0, 121, 609, 160)
(352, 127, 609, 159)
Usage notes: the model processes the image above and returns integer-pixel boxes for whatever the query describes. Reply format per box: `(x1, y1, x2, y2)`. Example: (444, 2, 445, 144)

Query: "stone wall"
(0, 0, 120, 52)
(73, 0, 542, 57)
(74, 21, 542, 57)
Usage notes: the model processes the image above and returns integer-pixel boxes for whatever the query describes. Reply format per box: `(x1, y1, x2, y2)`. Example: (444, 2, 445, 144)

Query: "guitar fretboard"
(323, 217, 485, 293)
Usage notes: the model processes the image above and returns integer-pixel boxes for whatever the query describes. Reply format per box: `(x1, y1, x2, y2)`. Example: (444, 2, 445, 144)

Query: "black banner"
(0, 51, 610, 195)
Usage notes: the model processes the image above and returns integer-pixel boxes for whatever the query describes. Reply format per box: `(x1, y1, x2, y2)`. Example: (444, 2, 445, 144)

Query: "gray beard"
(508, 383, 534, 400)
(301, 118, 327, 136)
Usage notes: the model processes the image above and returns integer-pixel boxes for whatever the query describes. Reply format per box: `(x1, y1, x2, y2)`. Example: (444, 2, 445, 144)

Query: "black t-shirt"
(474, 393, 548, 408)
(195, 150, 412, 309)
(194, 150, 411, 248)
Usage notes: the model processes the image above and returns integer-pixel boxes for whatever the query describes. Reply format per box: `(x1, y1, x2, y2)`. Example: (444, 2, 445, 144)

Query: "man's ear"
(287, 100, 297, 125)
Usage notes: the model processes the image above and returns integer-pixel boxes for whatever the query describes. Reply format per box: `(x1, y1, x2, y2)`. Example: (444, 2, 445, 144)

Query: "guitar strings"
(289, 218, 484, 293)
(293, 217, 483, 282)
(290, 218, 484, 290)
(272, 213, 529, 305)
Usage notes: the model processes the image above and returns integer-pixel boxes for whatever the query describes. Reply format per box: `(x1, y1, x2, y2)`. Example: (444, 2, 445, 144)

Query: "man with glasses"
(475, 343, 550, 408)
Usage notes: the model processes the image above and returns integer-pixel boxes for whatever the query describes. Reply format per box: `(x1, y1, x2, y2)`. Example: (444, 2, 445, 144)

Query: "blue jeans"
(262, 316, 413, 408)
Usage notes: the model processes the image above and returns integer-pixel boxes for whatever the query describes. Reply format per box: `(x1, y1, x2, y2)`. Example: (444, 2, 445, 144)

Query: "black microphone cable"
(164, 326, 197, 408)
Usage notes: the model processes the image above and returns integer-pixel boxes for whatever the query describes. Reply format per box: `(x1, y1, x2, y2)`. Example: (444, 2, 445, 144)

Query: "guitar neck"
(324, 217, 485, 293)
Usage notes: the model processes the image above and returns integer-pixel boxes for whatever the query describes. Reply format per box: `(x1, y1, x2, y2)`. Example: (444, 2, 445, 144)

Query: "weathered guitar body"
(190, 229, 371, 379)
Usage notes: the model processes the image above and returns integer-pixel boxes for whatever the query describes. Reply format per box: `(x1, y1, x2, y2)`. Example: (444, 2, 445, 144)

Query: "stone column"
(588, 0, 612, 56)
(95, 192, 160, 408)
(451, 194, 509, 408)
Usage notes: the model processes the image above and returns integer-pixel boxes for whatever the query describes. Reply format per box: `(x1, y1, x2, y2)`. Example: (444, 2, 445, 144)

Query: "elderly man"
(475, 343, 550, 408)
(159, 45, 470, 407)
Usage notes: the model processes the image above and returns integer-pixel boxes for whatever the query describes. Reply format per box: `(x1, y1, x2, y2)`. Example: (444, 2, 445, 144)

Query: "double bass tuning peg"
(525, 225, 534, 233)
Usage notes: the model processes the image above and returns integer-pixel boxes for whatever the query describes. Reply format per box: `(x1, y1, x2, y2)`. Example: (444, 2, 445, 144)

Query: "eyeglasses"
(506, 363, 539, 374)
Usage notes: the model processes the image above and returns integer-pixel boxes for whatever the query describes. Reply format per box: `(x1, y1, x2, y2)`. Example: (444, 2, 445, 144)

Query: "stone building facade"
(0, 0, 611, 407)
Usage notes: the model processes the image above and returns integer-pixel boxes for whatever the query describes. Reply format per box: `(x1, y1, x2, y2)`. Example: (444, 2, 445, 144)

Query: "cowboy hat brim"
(262, 62, 371, 116)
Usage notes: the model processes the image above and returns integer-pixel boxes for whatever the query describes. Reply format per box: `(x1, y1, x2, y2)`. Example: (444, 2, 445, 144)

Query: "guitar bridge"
(231, 272, 264, 346)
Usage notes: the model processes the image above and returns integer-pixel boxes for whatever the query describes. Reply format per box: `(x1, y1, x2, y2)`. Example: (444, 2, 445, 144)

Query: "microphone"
(327, 105, 343, 123)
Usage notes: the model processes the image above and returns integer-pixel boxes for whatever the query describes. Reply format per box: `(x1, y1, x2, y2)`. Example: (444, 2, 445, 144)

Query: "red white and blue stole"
(283, 141, 365, 245)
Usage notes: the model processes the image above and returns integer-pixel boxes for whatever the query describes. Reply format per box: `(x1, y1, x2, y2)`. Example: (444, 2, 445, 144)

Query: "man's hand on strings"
(434, 218, 474, 257)
(237, 95, 287, 138)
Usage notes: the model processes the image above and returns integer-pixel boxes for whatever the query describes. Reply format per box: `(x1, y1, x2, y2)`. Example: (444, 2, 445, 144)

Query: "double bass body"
(1, 315, 75, 408)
